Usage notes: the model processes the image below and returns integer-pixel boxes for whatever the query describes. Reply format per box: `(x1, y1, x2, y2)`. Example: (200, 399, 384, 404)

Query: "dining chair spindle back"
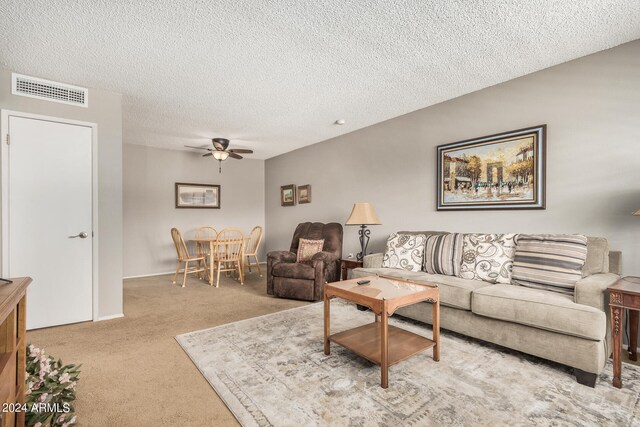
(170, 228, 208, 287)
(212, 228, 245, 287)
(244, 226, 264, 277)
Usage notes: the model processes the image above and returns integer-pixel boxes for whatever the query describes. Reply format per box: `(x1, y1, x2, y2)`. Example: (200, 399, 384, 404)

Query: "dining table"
(191, 237, 249, 286)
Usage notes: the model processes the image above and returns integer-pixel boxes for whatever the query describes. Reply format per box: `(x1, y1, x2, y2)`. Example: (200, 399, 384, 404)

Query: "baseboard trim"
(97, 313, 124, 321)
(123, 271, 174, 279)
(123, 262, 267, 280)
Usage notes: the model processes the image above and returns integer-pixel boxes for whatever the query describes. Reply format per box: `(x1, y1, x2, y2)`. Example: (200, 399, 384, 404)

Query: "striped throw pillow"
(511, 234, 588, 295)
(424, 233, 464, 276)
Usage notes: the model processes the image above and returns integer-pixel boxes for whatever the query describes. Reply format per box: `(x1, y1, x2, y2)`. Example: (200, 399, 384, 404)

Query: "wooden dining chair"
(244, 226, 264, 277)
(211, 228, 245, 288)
(195, 226, 217, 278)
(171, 228, 208, 287)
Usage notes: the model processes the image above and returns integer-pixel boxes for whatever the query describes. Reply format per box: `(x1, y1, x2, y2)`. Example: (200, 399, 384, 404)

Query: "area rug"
(176, 301, 640, 426)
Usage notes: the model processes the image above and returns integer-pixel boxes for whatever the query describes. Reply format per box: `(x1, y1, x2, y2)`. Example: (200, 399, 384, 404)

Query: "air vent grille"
(11, 73, 88, 107)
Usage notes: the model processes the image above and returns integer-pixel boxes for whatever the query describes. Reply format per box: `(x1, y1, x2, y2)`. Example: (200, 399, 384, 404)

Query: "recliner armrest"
(311, 251, 339, 264)
(575, 273, 620, 311)
(363, 253, 384, 268)
(267, 251, 296, 264)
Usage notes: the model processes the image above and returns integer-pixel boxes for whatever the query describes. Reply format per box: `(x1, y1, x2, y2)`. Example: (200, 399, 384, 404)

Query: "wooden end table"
(324, 275, 440, 388)
(340, 258, 363, 280)
(609, 276, 640, 388)
(0, 277, 31, 426)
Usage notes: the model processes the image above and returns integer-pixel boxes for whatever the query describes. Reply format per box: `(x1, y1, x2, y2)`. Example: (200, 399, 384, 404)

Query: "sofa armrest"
(363, 253, 384, 268)
(575, 273, 620, 311)
(267, 251, 296, 263)
(609, 250, 622, 275)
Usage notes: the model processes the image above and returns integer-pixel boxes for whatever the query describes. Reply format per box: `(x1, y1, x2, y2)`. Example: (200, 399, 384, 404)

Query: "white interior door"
(7, 115, 93, 329)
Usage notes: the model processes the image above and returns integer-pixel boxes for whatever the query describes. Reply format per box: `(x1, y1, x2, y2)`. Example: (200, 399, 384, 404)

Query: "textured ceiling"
(1, 1, 639, 159)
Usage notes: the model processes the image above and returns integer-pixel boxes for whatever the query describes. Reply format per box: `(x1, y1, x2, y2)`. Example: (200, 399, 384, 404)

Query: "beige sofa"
(352, 232, 621, 387)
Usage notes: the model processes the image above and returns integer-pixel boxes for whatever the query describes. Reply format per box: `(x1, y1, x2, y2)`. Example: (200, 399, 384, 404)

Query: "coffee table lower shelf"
(329, 322, 435, 366)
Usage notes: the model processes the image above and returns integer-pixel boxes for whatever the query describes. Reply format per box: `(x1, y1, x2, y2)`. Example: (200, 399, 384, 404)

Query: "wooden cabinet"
(0, 277, 31, 427)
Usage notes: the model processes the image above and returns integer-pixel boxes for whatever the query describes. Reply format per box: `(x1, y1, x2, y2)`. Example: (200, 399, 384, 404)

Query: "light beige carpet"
(27, 272, 307, 426)
(178, 300, 640, 427)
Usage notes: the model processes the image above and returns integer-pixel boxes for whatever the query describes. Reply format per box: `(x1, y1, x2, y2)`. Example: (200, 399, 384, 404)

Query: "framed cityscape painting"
(175, 183, 220, 209)
(437, 125, 546, 210)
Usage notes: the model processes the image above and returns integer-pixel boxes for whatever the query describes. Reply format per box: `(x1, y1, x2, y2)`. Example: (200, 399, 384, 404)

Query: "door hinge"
(5, 134, 9, 145)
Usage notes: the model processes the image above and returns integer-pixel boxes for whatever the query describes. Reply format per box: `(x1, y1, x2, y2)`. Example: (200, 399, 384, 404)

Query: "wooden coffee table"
(324, 275, 440, 388)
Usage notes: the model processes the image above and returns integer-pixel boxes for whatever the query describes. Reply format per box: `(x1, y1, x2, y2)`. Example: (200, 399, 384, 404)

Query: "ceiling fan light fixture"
(212, 151, 230, 161)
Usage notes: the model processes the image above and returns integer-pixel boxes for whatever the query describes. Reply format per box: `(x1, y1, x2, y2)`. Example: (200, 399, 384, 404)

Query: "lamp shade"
(345, 203, 381, 225)
(634, 209, 640, 216)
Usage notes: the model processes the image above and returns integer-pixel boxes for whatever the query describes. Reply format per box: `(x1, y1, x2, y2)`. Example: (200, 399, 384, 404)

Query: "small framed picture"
(280, 184, 296, 206)
(175, 183, 220, 209)
(298, 185, 311, 204)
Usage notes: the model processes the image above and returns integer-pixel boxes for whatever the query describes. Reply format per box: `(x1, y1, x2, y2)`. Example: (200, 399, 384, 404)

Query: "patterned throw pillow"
(459, 234, 517, 284)
(511, 234, 588, 295)
(296, 239, 324, 262)
(424, 233, 464, 276)
(382, 233, 426, 272)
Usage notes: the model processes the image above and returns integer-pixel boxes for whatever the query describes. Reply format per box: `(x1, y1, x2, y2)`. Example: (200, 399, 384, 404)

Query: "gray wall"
(0, 68, 123, 319)
(123, 144, 265, 277)
(265, 40, 640, 275)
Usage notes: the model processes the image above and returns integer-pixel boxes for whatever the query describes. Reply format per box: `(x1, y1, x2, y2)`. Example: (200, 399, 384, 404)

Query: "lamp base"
(356, 225, 371, 262)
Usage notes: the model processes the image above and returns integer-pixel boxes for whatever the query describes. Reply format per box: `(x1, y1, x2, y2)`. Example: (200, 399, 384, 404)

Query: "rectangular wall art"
(175, 183, 221, 209)
(297, 184, 311, 204)
(280, 184, 296, 206)
(437, 125, 546, 210)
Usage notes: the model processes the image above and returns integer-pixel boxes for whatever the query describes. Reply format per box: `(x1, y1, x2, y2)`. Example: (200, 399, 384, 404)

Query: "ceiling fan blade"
(185, 145, 212, 151)
(228, 152, 243, 159)
(229, 149, 253, 154)
(202, 153, 213, 157)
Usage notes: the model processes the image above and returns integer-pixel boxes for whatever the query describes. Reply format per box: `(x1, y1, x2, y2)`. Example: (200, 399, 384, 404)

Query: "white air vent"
(11, 73, 88, 108)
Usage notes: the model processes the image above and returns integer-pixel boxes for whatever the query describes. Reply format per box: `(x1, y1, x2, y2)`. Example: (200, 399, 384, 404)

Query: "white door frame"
(0, 109, 99, 322)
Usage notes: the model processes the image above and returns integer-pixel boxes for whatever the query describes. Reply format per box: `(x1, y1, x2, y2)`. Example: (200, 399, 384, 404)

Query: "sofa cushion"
(382, 233, 426, 272)
(511, 234, 588, 295)
(582, 237, 610, 277)
(472, 284, 605, 340)
(272, 262, 315, 280)
(352, 267, 492, 311)
(459, 233, 517, 284)
(424, 233, 464, 276)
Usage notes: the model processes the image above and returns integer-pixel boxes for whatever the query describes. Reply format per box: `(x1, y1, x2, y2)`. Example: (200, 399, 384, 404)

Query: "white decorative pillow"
(382, 233, 426, 272)
(459, 233, 517, 284)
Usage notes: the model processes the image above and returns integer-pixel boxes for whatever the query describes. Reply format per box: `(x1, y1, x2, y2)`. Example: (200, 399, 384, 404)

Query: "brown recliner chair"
(267, 222, 343, 301)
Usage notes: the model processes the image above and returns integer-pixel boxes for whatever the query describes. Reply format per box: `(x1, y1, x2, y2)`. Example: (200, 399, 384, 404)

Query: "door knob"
(68, 232, 88, 239)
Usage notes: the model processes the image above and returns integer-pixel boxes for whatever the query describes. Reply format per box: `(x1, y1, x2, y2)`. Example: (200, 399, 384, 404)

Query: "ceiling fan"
(185, 138, 254, 173)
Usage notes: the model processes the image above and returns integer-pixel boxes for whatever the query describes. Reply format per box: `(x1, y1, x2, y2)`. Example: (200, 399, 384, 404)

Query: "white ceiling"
(1, 1, 639, 159)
